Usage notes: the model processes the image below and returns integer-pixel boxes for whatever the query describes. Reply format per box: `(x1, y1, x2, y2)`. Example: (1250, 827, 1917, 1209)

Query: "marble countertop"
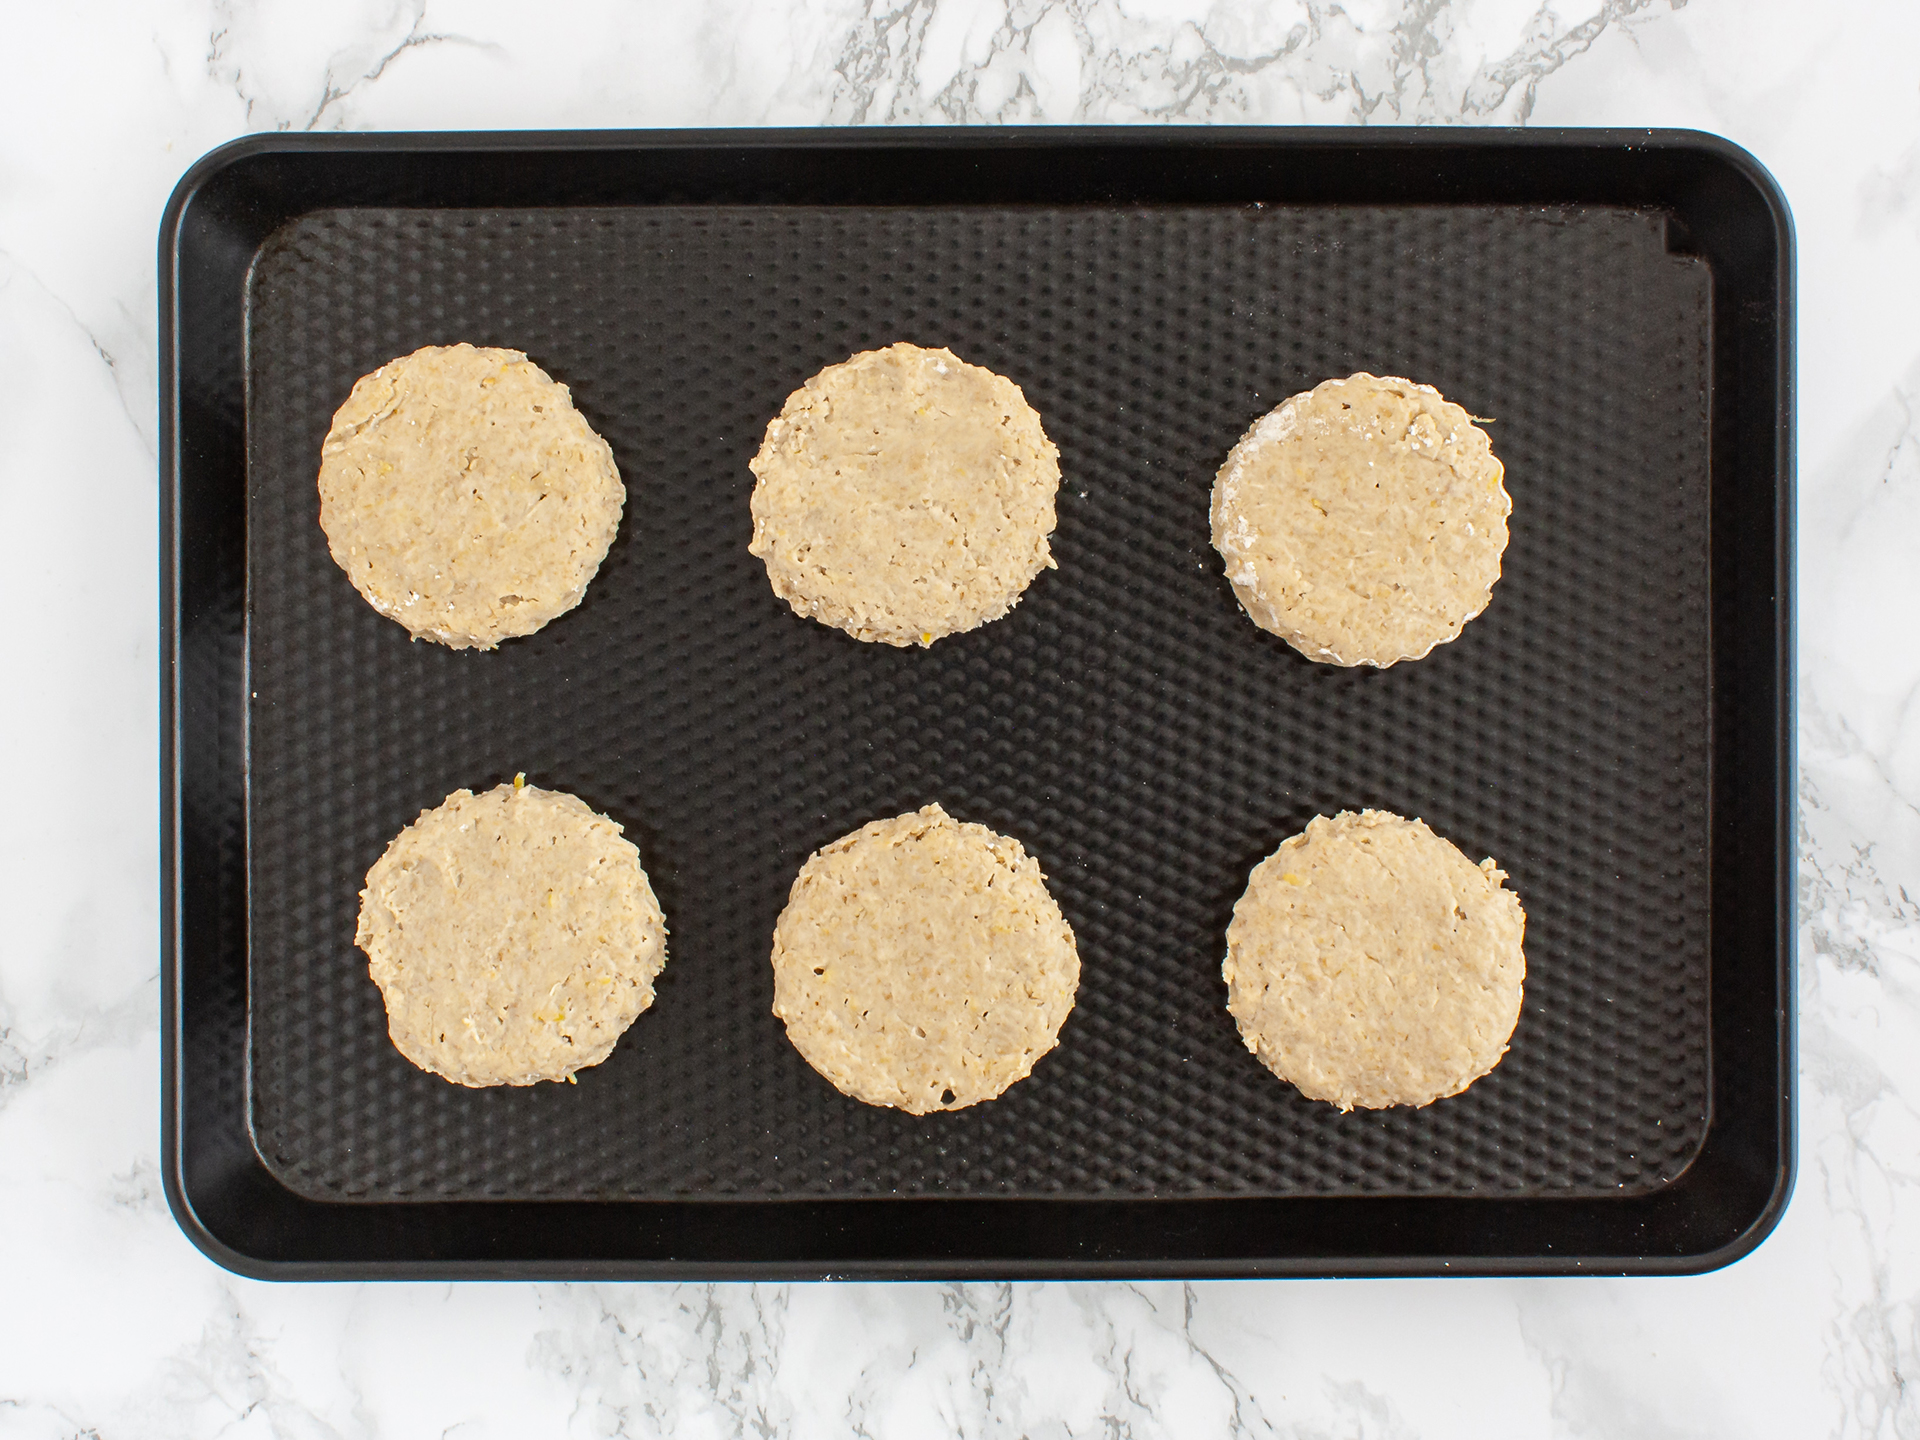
(2, 0, 1915, 1433)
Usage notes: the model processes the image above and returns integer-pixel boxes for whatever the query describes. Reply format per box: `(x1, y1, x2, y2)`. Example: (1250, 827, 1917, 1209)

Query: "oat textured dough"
(1223, 810, 1526, 1111)
(770, 804, 1080, 1113)
(356, 781, 668, 1087)
(748, 343, 1061, 647)
(318, 343, 625, 650)
(1211, 373, 1511, 667)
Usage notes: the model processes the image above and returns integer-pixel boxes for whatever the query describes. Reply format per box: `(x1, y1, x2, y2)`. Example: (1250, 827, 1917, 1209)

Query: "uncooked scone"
(769, 803, 1080, 1113)
(747, 343, 1061, 647)
(1222, 809, 1525, 1111)
(356, 780, 668, 1087)
(1210, 373, 1510, 667)
(319, 343, 625, 650)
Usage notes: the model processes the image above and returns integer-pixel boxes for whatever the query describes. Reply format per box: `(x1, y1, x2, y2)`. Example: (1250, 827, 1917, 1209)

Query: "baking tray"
(160, 128, 1793, 1279)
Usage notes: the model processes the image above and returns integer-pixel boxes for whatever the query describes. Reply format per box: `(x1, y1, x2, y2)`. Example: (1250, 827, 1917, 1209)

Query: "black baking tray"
(160, 128, 1793, 1279)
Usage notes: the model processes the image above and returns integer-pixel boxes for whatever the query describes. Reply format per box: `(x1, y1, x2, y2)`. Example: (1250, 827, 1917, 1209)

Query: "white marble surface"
(1, 0, 1916, 1433)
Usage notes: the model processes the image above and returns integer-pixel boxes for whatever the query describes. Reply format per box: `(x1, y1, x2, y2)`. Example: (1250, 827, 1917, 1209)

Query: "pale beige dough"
(769, 803, 1080, 1113)
(1223, 809, 1525, 1111)
(1211, 373, 1510, 667)
(747, 343, 1061, 647)
(356, 781, 668, 1087)
(319, 343, 625, 650)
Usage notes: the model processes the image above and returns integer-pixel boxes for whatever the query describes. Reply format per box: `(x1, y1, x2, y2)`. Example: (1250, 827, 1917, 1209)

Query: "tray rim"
(160, 125, 1795, 1281)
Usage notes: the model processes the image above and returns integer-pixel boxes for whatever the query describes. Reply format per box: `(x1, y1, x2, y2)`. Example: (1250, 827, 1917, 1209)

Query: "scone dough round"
(319, 343, 625, 650)
(1223, 810, 1525, 1110)
(1211, 373, 1510, 667)
(770, 803, 1080, 1113)
(356, 781, 668, 1087)
(748, 343, 1061, 647)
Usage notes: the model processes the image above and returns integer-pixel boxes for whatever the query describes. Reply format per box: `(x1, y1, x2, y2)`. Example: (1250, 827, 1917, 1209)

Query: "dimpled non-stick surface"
(246, 203, 1711, 1202)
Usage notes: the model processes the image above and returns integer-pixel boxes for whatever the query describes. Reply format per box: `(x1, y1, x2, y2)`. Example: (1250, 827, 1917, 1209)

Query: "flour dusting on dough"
(1209, 373, 1509, 667)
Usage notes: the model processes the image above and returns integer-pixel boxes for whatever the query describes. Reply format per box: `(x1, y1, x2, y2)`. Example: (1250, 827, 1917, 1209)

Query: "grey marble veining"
(2, 0, 1917, 1434)
(815, 0, 1676, 126)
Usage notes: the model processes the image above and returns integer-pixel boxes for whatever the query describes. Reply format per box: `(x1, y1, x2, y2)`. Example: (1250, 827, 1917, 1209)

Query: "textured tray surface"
(246, 203, 1711, 1202)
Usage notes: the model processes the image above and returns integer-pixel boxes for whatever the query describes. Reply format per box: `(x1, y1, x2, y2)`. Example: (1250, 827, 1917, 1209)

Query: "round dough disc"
(1223, 809, 1525, 1111)
(770, 803, 1080, 1113)
(319, 343, 625, 650)
(1210, 373, 1510, 667)
(356, 781, 668, 1087)
(747, 343, 1061, 647)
